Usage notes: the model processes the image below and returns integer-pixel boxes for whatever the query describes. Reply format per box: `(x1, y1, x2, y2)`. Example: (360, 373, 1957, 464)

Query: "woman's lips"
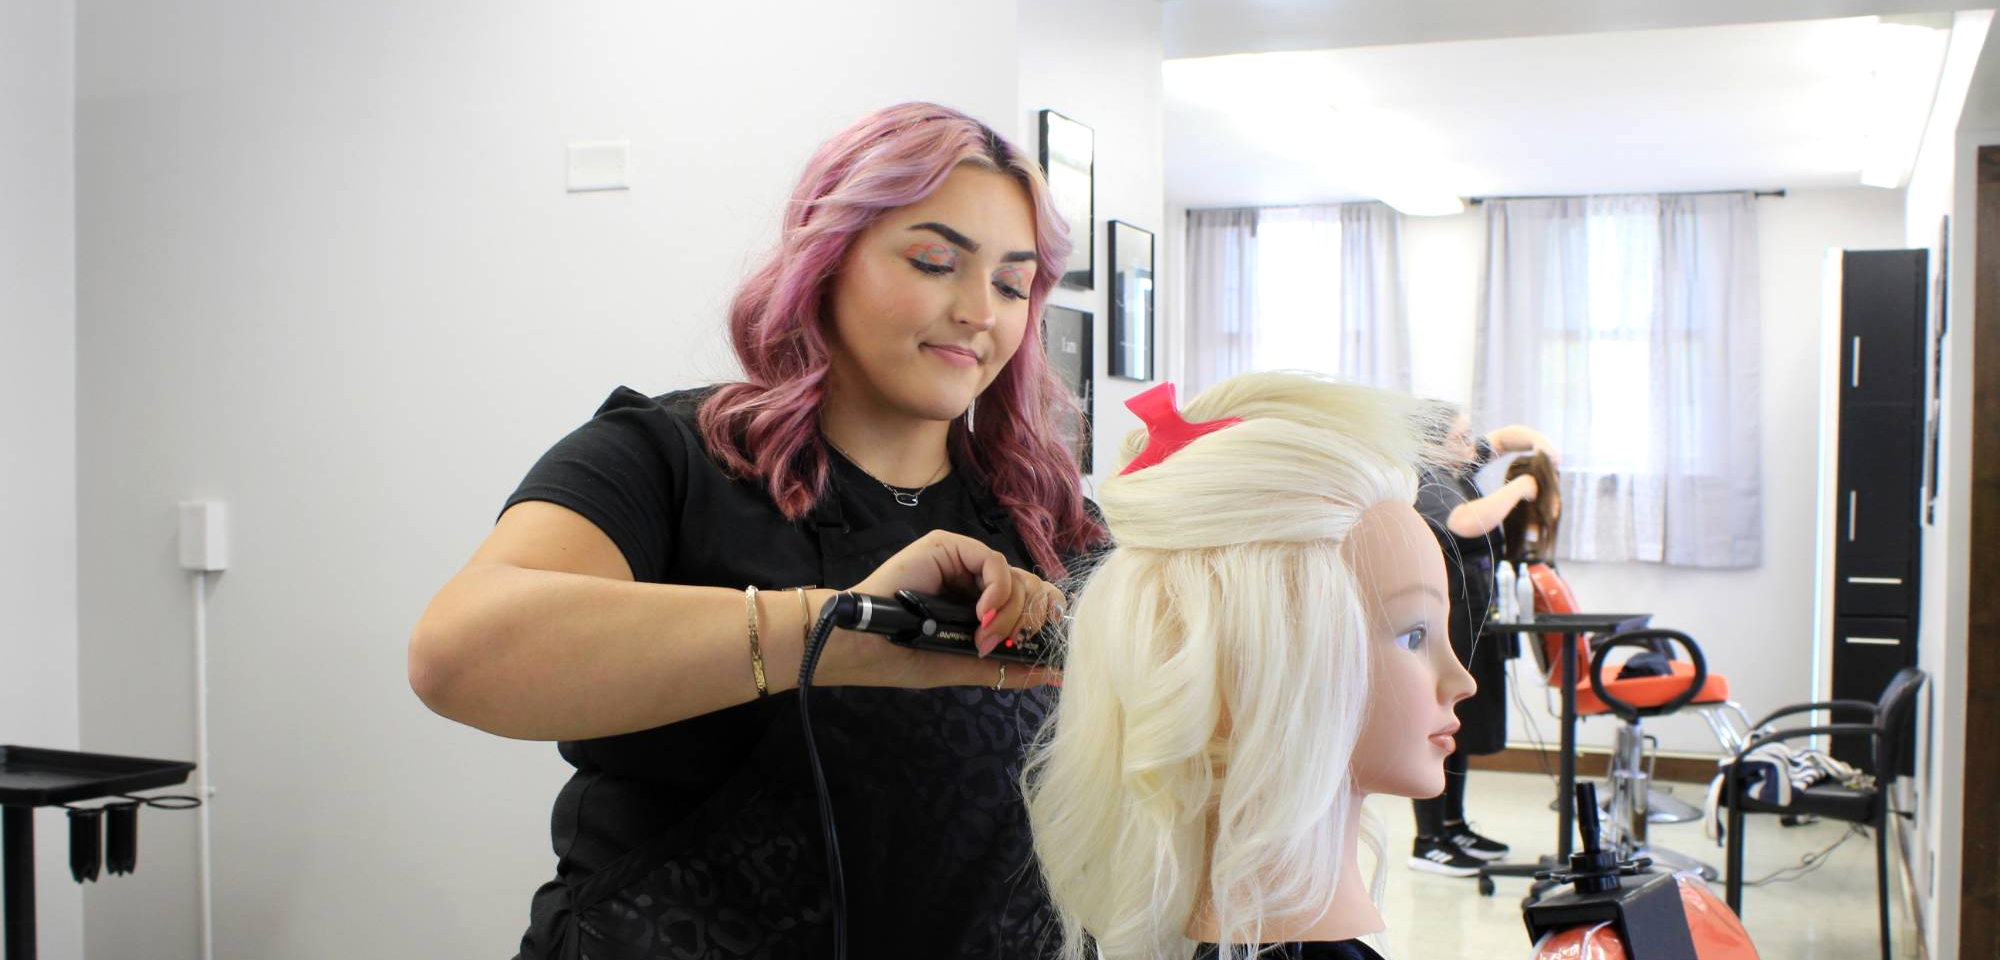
(924, 344, 979, 368)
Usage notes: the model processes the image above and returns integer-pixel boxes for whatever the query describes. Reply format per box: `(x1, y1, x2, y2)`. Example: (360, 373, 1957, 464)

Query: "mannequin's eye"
(1392, 627, 1427, 652)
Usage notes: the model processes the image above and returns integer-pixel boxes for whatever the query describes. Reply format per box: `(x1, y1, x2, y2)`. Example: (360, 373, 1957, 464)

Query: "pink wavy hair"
(697, 102, 1102, 579)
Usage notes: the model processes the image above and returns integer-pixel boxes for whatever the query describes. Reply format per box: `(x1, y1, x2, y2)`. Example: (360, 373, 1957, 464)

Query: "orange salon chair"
(1524, 563, 1746, 879)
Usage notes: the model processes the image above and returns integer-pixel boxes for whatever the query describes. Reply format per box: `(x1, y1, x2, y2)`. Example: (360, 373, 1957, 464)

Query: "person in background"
(1408, 406, 1558, 877)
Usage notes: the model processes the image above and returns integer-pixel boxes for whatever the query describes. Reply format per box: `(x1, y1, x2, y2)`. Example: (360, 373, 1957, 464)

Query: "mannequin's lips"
(1428, 723, 1460, 751)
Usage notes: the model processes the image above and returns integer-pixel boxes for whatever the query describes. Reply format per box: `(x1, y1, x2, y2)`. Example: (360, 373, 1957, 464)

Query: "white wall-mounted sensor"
(178, 501, 229, 572)
(566, 141, 630, 192)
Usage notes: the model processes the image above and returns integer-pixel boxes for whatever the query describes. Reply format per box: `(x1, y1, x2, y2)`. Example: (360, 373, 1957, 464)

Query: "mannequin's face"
(1346, 502, 1477, 798)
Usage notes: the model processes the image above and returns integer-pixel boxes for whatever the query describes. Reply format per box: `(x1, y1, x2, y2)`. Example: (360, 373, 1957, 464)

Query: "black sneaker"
(1443, 824, 1510, 861)
(1408, 837, 1484, 877)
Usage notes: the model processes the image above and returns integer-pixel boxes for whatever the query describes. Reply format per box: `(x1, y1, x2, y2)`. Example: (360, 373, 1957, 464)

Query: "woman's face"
(1444, 414, 1476, 462)
(825, 163, 1039, 424)
(1346, 502, 1477, 799)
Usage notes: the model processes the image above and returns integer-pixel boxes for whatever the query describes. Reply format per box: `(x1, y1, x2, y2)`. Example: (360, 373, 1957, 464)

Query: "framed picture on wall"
(1042, 305, 1094, 472)
(1038, 110, 1094, 290)
(1924, 214, 1949, 524)
(1108, 220, 1155, 381)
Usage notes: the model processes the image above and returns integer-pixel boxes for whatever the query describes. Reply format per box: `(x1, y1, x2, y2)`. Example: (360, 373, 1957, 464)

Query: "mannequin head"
(1023, 372, 1475, 960)
(1502, 452, 1562, 561)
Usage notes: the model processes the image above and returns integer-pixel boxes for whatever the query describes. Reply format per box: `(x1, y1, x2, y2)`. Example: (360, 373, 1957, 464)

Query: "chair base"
(1633, 843, 1720, 882)
(1646, 787, 1704, 824)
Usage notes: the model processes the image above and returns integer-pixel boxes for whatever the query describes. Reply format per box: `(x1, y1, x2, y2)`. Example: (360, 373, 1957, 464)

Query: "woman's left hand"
(1529, 431, 1560, 466)
(1495, 424, 1560, 466)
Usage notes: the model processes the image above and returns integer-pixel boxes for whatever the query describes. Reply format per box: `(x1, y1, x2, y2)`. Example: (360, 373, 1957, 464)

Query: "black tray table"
(2, 746, 195, 960)
(1475, 614, 1652, 900)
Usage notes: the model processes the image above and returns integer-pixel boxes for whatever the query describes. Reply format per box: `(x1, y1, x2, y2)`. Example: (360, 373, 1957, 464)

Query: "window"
(1249, 209, 1345, 375)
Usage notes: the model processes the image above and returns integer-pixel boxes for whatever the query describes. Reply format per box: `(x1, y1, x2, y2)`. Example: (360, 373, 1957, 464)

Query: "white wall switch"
(178, 501, 229, 572)
(566, 141, 630, 193)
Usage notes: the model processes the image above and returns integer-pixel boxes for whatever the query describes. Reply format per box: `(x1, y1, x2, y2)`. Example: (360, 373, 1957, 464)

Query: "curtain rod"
(1183, 188, 1787, 216)
(1466, 188, 1787, 205)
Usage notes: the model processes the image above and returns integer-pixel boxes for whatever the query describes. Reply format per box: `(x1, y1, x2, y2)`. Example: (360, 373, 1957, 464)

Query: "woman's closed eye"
(991, 263, 1029, 301)
(905, 242, 955, 275)
(904, 243, 1030, 301)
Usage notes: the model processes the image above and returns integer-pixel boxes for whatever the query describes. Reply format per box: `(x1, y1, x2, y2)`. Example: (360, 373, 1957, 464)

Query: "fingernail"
(979, 609, 997, 630)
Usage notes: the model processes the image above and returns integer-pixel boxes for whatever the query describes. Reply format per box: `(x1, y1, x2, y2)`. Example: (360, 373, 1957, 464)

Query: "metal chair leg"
(1609, 722, 1647, 854)
(1726, 795, 1746, 913)
(1876, 815, 1893, 960)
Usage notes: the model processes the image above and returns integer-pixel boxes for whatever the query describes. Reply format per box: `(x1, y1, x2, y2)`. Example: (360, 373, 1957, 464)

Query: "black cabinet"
(1838, 250, 1926, 406)
(1827, 249, 1926, 776)
(1835, 404, 1922, 561)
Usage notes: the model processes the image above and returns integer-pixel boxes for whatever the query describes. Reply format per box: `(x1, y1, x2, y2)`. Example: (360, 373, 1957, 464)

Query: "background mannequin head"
(1025, 372, 1475, 960)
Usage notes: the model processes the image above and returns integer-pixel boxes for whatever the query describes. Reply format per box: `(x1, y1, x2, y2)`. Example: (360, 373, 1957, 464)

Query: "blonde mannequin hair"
(1024, 371, 1451, 960)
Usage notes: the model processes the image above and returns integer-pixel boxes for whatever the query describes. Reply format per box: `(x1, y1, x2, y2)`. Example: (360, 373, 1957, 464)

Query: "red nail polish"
(979, 609, 997, 629)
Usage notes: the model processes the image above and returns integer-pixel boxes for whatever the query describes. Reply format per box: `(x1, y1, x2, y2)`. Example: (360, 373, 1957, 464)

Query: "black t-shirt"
(1414, 440, 1498, 585)
(501, 386, 1093, 960)
(1192, 939, 1387, 959)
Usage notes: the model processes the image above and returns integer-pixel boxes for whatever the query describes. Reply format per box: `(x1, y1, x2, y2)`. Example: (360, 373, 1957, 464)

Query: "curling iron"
(821, 590, 1059, 664)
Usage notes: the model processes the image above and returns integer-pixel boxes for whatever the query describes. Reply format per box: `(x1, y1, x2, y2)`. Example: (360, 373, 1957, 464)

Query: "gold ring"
(994, 662, 1008, 691)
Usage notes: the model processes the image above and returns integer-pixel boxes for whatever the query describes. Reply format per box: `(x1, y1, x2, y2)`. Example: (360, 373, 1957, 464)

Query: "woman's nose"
(955, 278, 997, 331)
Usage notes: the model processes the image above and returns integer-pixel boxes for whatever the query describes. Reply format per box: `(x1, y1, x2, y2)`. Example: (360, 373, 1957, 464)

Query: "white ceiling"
(1161, 0, 1977, 59)
(1166, 16, 1959, 210)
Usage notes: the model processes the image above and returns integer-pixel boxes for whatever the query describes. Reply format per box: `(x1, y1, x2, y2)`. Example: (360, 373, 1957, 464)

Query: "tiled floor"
(1365, 770, 1918, 960)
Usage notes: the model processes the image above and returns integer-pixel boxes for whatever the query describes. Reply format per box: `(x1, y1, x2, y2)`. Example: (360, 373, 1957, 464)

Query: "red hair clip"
(1117, 382, 1244, 476)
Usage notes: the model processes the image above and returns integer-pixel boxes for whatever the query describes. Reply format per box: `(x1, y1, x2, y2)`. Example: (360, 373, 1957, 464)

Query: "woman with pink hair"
(410, 102, 1104, 959)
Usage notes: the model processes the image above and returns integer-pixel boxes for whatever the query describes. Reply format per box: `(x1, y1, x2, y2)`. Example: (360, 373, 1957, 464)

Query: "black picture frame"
(1924, 215, 1949, 524)
(1107, 220, 1155, 381)
(1042, 305, 1095, 473)
(1038, 110, 1094, 291)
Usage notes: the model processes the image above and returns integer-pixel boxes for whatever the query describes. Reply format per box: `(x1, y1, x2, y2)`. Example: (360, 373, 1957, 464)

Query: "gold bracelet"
(744, 585, 769, 698)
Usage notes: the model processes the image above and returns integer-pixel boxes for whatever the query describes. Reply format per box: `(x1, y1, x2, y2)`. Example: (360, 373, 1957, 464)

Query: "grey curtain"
(1337, 202, 1410, 391)
(1184, 203, 1408, 394)
(1184, 208, 1260, 395)
(1474, 192, 1762, 568)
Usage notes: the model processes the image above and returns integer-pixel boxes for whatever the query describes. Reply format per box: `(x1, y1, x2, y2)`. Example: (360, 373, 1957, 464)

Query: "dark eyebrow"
(911, 222, 980, 252)
(911, 222, 1038, 264)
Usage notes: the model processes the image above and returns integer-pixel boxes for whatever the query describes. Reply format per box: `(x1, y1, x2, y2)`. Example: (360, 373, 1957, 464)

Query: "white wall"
(1395, 189, 1907, 756)
(1897, 116, 1996, 960)
(1018, 0, 1167, 491)
(1, 2, 82, 958)
(1894, 17, 1998, 956)
(71, 2, 1158, 957)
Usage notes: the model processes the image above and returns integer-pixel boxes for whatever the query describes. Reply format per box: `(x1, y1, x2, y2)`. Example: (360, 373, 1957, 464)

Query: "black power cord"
(798, 597, 849, 960)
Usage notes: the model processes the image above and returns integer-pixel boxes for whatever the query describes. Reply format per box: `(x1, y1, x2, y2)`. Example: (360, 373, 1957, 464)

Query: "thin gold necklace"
(824, 437, 949, 507)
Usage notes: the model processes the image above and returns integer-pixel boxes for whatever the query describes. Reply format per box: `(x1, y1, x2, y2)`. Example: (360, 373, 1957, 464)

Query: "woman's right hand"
(1511, 473, 1540, 502)
(808, 530, 1064, 690)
